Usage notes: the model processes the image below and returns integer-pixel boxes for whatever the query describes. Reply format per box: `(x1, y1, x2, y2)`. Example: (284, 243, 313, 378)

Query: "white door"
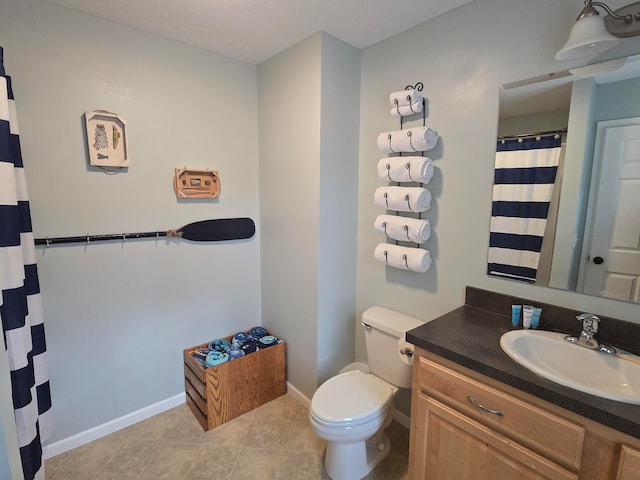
(579, 119, 640, 302)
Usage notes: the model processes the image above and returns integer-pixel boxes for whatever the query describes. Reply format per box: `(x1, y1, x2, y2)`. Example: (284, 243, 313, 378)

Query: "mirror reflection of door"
(579, 118, 640, 302)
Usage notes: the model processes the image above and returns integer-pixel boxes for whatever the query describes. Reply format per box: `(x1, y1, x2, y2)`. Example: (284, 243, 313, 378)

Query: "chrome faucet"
(564, 313, 616, 354)
(577, 313, 599, 348)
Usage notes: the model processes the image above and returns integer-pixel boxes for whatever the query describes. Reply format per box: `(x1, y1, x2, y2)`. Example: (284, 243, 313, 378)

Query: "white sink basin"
(500, 330, 640, 404)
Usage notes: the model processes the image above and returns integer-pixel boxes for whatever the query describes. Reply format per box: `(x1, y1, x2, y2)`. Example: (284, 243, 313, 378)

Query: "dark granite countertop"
(406, 303, 640, 440)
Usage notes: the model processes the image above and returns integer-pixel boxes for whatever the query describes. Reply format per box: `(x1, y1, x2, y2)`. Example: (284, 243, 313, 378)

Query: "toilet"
(309, 306, 424, 480)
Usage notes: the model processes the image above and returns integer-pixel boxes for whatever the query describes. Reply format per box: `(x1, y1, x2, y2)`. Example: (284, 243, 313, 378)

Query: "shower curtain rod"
(497, 127, 567, 142)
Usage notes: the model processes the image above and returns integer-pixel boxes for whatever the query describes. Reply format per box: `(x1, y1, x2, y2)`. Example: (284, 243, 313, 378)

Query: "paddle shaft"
(35, 231, 167, 246)
(34, 218, 255, 246)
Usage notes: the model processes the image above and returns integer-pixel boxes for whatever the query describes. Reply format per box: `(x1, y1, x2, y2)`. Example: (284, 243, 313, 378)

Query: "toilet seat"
(310, 370, 395, 428)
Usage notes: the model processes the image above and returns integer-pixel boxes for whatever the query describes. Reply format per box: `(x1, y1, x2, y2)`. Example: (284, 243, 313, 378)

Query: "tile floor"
(45, 393, 410, 480)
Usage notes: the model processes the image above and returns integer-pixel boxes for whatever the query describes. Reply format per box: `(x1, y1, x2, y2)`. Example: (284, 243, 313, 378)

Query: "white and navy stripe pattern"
(0, 47, 52, 480)
(487, 136, 561, 283)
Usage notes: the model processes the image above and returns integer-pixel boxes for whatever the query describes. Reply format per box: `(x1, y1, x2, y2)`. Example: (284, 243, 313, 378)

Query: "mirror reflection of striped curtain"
(487, 136, 562, 283)
(0, 47, 51, 480)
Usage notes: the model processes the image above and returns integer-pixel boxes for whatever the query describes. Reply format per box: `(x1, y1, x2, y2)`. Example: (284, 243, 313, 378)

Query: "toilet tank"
(362, 306, 425, 389)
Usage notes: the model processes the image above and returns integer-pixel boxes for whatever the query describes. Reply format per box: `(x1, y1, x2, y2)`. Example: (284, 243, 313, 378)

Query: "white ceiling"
(42, 0, 473, 64)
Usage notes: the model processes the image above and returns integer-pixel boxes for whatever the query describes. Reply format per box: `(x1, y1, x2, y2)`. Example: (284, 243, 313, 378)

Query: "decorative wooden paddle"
(34, 218, 255, 246)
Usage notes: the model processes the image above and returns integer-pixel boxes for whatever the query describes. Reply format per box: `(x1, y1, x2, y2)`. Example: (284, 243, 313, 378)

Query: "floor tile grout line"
(45, 394, 409, 480)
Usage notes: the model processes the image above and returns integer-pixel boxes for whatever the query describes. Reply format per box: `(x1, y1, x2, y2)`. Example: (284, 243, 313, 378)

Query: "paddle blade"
(178, 218, 255, 242)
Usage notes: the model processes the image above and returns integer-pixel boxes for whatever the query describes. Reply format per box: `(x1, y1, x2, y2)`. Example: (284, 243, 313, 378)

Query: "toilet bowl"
(309, 370, 398, 480)
(309, 306, 425, 480)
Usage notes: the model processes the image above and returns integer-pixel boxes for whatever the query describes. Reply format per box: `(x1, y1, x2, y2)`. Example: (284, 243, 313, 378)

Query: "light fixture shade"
(555, 14, 620, 61)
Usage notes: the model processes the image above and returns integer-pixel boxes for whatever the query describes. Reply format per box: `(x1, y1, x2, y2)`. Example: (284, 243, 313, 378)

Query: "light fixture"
(556, 1, 640, 61)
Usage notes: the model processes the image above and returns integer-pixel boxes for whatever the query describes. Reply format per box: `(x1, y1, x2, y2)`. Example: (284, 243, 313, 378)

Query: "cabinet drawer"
(417, 393, 578, 480)
(617, 445, 640, 480)
(416, 355, 585, 471)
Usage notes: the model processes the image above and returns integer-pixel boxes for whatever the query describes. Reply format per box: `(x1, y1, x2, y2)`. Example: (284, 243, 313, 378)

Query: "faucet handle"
(577, 313, 600, 334)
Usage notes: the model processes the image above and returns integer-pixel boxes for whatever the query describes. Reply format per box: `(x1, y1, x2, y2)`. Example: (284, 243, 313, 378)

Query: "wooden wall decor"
(85, 110, 129, 167)
(173, 168, 220, 198)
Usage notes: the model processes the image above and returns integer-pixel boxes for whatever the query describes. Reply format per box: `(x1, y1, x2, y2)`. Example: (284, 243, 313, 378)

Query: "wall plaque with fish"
(85, 110, 129, 167)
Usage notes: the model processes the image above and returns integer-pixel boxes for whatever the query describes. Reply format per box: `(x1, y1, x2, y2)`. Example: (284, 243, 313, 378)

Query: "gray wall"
(316, 34, 360, 384)
(355, 0, 640, 364)
(2, 0, 640, 470)
(551, 75, 640, 289)
(258, 33, 360, 397)
(0, 432, 8, 480)
(594, 76, 640, 120)
(498, 109, 570, 137)
(258, 34, 322, 397)
(0, 0, 261, 448)
(551, 79, 596, 290)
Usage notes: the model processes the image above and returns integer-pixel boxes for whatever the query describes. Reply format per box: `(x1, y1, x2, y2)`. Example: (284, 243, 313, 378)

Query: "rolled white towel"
(377, 156, 434, 184)
(377, 127, 439, 153)
(374, 186, 431, 213)
(374, 243, 432, 273)
(389, 89, 423, 107)
(374, 215, 431, 244)
(390, 101, 423, 118)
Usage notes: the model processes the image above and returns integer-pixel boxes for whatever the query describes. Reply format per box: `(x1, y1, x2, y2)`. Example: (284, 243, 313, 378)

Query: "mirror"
(489, 54, 640, 304)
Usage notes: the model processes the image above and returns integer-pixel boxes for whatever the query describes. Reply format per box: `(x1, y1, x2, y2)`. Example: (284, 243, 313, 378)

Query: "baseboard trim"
(286, 381, 311, 409)
(393, 409, 411, 429)
(42, 393, 186, 459)
(43, 382, 410, 459)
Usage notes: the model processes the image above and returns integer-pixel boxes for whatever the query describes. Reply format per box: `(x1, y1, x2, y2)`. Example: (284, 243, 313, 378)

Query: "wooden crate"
(183, 334, 287, 431)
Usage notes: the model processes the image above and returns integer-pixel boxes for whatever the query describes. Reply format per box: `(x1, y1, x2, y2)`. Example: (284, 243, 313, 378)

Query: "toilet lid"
(311, 370, 394, 424)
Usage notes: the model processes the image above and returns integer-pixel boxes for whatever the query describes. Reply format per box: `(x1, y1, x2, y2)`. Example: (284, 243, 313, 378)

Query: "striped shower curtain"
(487, 135, 562, 283)
(0, 47, 52, 480)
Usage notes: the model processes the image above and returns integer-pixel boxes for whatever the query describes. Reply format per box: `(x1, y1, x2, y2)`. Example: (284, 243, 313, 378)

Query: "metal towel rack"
(394, 81, 427, 245)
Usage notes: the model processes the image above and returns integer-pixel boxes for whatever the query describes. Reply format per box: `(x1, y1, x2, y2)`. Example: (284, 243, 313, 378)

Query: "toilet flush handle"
(361, 322, 372, 333)
(400, 347, 413, 358)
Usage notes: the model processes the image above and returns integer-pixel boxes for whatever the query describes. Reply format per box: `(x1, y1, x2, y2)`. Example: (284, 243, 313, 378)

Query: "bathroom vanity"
(406, 287, 640, 480)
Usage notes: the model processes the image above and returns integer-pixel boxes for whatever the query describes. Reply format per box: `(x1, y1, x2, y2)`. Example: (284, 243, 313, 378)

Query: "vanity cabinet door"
(415, 355, 585, 470)
(617, 445, 640, 480)
(410, 392, 577, 480)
